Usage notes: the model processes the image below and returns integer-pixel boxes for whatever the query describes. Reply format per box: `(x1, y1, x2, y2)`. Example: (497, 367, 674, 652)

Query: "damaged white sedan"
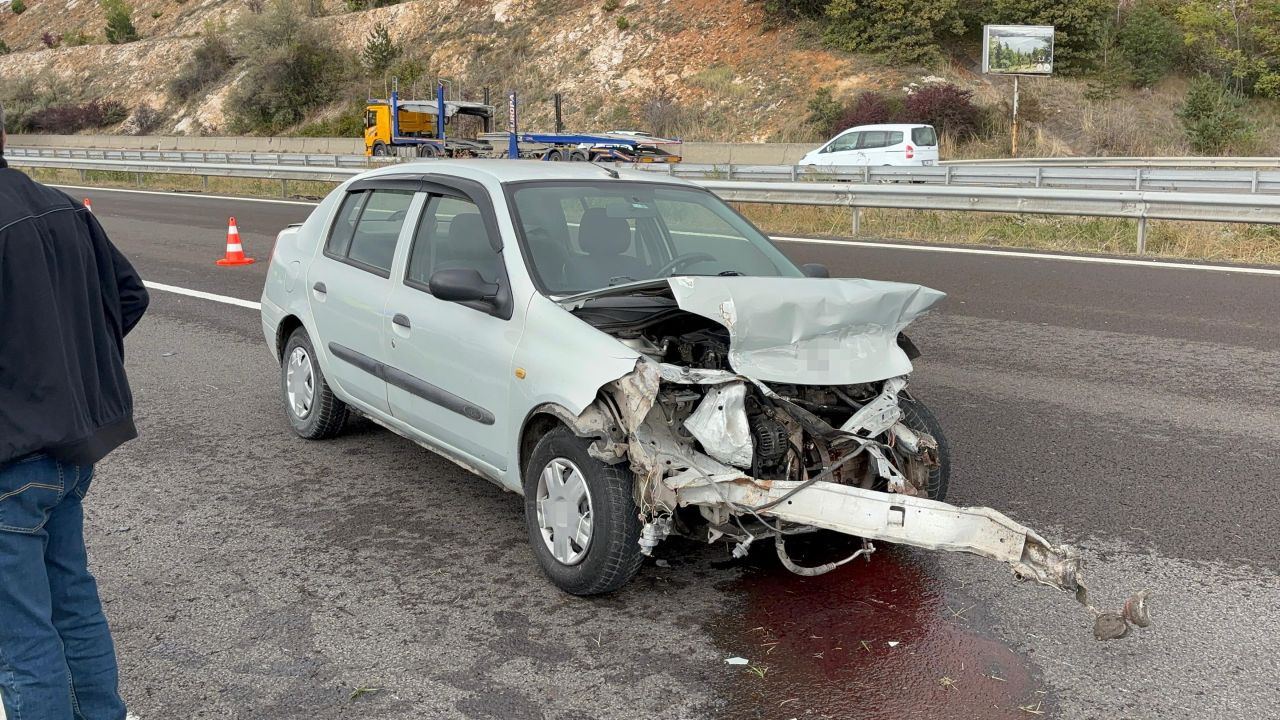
(260, 161, 1148, 637)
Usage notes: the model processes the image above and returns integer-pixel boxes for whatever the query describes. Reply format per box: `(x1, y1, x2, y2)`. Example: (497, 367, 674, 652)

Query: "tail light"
(905, 144, 915, 159)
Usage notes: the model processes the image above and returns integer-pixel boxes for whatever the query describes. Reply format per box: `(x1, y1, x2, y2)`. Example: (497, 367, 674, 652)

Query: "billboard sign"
(983, 25, 1054, 75)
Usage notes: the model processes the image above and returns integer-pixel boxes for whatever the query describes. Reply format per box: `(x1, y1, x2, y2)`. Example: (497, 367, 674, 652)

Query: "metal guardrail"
(4, 146, 394, 169)
(14, 145, 1280, 193)
(12, 155, 1280, 254)
(942, 156, 1280, 169)
(630, 162, 1280, 194)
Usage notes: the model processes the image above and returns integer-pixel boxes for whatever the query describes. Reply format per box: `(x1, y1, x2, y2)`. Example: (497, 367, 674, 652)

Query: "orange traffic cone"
(216, 217, 255, 266)
(83, 198, 93, 213)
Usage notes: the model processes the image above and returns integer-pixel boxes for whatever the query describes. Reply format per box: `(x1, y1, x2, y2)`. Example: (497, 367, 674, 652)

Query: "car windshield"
(508, 182, 804, 295)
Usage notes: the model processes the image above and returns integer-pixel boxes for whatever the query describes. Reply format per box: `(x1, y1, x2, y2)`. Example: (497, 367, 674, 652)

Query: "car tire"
(898, 397, 950, 501)
(281, 327, 349, 440)
(546, 150, 564, 161)
(524, 426, 643, 595)
(372, 142, 388, 157)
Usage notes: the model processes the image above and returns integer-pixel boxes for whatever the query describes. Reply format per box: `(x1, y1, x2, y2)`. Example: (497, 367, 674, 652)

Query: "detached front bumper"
(676, 477, 1086, 602)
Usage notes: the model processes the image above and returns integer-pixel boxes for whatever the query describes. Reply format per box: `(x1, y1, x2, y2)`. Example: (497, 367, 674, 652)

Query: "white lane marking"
(50, 184, 320, 207)
(50, 185, 1279, 276)
(771, 236, 1280, 277)
(145, 281, 261, 310)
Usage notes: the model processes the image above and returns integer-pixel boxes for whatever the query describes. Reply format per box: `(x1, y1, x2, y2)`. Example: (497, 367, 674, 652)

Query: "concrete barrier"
(8, 134, 815, 163)
(679, 142, 816, 164)
(7, 134, 367, 155)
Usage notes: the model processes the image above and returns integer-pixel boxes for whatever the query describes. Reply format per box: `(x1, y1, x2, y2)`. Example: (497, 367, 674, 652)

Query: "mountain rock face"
(0, 0, 880, 139)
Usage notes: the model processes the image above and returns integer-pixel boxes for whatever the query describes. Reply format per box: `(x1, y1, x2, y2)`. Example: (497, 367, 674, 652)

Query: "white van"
(798, 123, 939, 167)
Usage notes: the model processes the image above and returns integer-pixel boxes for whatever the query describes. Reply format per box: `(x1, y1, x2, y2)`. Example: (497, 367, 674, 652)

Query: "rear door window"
(912, 126, 938, 146)
(857, 131, 891, 149)
(326, 189, 414, 276)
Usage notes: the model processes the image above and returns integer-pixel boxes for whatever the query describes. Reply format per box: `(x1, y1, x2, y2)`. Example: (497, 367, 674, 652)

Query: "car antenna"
(591, 160, 620, 179)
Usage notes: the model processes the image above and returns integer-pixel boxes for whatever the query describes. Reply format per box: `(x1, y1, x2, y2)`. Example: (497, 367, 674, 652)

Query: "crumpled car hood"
(666, 276, 946, 385)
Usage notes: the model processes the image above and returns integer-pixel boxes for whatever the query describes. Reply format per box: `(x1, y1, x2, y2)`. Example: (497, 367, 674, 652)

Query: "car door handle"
(312, 281, 327, 294)
(392, 313, 411, 329)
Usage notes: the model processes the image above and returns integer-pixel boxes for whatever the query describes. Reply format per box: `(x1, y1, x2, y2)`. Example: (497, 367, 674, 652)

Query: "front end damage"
(563, 276, 1151, 638)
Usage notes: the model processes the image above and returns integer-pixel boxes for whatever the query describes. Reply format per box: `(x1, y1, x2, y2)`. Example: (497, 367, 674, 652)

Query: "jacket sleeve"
(86, 211, 149, 336)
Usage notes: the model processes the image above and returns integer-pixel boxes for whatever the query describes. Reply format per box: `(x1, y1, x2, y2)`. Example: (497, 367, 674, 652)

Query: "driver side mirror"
(429, 268, 499, 304)
(801, 263, 830, 278)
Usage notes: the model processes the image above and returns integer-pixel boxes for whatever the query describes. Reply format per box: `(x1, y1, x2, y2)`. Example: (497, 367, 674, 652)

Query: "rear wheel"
(569, 150, 588, 162)
(281, 328, 348, 440)
(524, 426, 643, 595)
(546, 149, 564, 161)
(416, 144, 440, 158)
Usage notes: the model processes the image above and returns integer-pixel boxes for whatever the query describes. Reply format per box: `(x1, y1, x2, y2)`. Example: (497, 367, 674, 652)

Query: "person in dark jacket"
(0, 102, 148, 720)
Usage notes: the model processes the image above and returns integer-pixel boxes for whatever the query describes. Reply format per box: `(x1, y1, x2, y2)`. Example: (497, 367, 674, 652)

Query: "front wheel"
(524, 426, 643, 595)
(281, 327, 349, 440)
(898, 397, 950, 501)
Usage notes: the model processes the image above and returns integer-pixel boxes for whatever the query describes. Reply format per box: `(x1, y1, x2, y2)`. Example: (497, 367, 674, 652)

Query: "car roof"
(837, 123, 932, 133)
(359, 159, 697, 186)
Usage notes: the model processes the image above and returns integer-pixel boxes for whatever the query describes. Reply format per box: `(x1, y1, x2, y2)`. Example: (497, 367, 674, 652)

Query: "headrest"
(448, 213, 487, 248)
(578, 207, 632, 256)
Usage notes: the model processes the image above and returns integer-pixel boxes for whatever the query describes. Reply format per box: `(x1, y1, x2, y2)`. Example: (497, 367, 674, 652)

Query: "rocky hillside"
(0, 0, 900, 140)
(2, 0, 1265, 156)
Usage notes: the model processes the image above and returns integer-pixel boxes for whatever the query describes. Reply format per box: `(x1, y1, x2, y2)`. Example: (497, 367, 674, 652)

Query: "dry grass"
(24, 168, 338, 200)
(736, 203, 1280, 265)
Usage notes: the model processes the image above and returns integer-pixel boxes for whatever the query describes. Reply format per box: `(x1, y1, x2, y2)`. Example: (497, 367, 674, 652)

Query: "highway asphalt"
(47, 184, 1280, 719)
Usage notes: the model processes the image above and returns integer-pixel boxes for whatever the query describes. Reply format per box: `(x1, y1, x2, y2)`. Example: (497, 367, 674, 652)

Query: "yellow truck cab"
(364, 93, 495, 157)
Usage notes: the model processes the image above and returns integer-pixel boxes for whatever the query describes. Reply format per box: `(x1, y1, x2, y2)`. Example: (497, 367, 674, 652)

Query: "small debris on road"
(724, 656, 749, 665)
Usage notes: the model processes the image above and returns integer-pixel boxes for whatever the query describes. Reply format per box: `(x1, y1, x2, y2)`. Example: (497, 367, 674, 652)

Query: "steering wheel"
(656, 252, 717, 277)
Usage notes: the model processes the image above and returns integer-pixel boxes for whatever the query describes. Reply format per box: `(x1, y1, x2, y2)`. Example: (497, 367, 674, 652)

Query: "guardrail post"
(1035, 167, 1042, 188)
(1252, 170, 1260, 193)
(790, 165, 797, 182)
(727, 163, 734, 180)
(1135, 169, 1143, 190)
(851, 206, 861, 236)
(202, 176, 208, 192)
(78, 169, 86, 183)
(135, 173, 143, 188)
(1136, 216, 1148, 254)
(944, 166, 952, 185)
(281, 179, 288, 198)
(863, 166, 870, 184)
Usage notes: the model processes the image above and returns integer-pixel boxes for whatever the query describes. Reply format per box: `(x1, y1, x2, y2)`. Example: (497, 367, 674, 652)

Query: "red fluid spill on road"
(712, 542, 1047, 719)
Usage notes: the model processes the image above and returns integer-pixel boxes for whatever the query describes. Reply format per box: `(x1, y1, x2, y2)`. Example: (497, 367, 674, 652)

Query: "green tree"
(762, 0, 825, 19)
(1116, 3, 1180, 88)
(805, 86, 842, 137)
(10, 0, 25, 14)
(824, 0, 964, 64)
(1177, 0, 1280, 96)
(361, 22, 399, 75)
(226, 0, 344, 133)
(101, 0, 140, 44)
(168, 24, 236, 102)
(1178, 76, 1251, 153)
(989, 0, 1112, 74)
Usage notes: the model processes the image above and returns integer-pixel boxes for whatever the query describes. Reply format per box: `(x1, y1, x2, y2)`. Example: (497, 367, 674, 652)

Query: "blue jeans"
(0, 454, 126, 720)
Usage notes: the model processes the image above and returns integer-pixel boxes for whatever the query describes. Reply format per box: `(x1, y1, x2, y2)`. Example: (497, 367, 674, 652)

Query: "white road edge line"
(145, 281, 261, 310)
(51, 186, 1279, 277)
(770, 236, 1280, 276)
